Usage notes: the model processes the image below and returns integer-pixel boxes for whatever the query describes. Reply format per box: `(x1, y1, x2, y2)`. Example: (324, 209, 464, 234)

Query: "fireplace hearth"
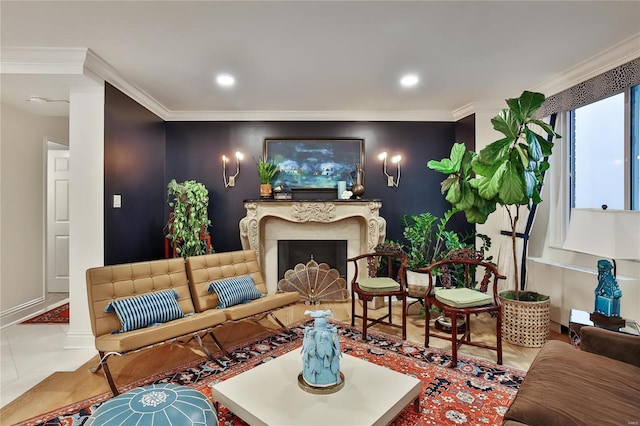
(278, 240, 347, 281)
(239, 200, 386, 293)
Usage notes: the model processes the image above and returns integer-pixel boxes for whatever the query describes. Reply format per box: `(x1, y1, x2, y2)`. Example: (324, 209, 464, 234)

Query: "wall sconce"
(378, 152, 401, 187)
(222, 151, 243, 187)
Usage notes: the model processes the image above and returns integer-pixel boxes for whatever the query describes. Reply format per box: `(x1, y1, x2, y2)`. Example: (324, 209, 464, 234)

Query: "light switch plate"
(113, 194, 122, 208)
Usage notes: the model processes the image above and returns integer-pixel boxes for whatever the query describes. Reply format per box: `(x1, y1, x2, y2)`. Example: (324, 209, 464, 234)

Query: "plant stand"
(500, 292, 550, 347)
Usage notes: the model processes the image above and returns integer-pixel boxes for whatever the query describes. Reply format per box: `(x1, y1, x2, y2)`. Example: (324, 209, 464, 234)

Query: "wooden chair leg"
(388, 296, 393, 325)
(401, 297, 407, 340)
(362, 296, 369, 340)
(497, 310, 503, 365)
(351, 290, 356, 328)
(465, 313, 471, 342)
(450, 312, 458, 368)
(424, 304, 431, 347)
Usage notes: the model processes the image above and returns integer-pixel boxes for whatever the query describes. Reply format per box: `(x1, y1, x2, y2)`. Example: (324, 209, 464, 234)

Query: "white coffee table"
(211, 348, 421, 425)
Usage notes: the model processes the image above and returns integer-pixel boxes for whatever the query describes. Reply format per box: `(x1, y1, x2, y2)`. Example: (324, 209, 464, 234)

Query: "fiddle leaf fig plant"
(427, 91, 560, 300)
(165, 179, 212, 258)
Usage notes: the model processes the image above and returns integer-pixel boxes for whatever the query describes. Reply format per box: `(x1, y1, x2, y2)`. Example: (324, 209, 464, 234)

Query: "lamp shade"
(563, 209, 640, 260)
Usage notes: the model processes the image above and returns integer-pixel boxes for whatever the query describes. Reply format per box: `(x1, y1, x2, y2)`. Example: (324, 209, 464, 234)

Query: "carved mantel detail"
(239, 200, 387, 293)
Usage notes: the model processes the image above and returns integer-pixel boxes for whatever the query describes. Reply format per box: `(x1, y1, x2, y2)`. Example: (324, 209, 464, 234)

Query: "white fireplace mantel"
(239, 199, 387, 293)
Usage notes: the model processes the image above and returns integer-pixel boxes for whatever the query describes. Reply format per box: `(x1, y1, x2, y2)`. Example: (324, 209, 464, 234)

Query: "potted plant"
(401, 208, 491, 320)
(427, 90, 561, 346)
(257, 159, 280, 199)
(165, 179, 212, 258)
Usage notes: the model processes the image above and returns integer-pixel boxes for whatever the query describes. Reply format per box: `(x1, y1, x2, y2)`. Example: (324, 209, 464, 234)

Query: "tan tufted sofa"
(186, 250, 299, 324)
(86, 251, 299, 396)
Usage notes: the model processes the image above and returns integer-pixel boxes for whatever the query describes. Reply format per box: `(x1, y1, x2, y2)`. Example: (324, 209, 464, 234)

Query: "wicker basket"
(500, 291, 550, 347)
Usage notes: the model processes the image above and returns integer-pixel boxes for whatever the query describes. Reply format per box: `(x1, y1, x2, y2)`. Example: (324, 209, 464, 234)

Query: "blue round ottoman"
(87, 383, 217, 426)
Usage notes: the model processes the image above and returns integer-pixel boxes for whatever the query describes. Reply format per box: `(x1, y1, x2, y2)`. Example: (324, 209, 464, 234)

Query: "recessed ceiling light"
(400, 74, 419, 88)
(216, 73, 235, 87)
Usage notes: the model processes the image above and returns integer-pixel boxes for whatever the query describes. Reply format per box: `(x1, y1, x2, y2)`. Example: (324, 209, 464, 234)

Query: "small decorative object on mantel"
(337, 180, 347, 199)
(340, 190, 353, 200)
(299, 310, 344, 394)
(351, 163, 365, 199)
(591, 259, 624, 325)
(273, 184, 292, 200)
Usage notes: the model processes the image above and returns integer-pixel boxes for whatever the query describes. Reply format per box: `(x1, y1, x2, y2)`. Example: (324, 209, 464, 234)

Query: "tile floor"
(0, 294, 96, 409)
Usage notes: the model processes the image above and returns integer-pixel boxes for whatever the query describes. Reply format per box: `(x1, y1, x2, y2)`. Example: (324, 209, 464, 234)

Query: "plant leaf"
(477, 137, 513, 166)
(536, 133, 554, 156)
(491, 110, 519, 140)
(515, 144, 529, 168)
(427, 158, 455, 174)
(498, 161, 525, 204)
(526, 128, 542, 161)
(516, 91, 545, 118)
(445, 180, 461, 204)
(449, 143, 466, 170)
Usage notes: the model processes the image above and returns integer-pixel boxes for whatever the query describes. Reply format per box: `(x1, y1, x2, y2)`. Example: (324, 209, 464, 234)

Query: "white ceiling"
(1, 1, 639, 120)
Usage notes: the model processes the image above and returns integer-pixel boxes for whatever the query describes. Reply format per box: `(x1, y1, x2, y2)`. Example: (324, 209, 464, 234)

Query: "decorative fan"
(277, 257, 349, 304)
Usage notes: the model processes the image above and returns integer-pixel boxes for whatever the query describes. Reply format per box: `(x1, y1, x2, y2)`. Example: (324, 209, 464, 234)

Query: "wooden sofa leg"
(90, 351, 120, 396)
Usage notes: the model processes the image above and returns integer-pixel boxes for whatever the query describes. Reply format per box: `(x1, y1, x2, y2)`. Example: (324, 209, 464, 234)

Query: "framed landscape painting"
(264, 138, 364, 190)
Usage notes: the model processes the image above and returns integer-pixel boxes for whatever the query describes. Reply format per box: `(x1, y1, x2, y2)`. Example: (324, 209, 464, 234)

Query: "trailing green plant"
(257, 160, 280, 184)
(165, 179, 212, 258)
(427, 91, 560, 300)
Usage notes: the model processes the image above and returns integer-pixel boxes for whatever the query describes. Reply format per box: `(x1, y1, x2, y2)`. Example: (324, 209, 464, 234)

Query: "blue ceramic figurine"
(594, 259, 622, 317)
(301, 310, 342, 387)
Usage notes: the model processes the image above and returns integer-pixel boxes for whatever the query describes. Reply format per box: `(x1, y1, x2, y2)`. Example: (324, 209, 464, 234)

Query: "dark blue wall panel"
(104, 83, 166, 264)
(104, 85, 476, 263)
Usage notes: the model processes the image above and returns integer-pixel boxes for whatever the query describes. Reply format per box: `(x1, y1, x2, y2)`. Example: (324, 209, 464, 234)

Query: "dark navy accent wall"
(104, 86, 477, 263)
(104, 83, 166, 264)
(164, 121, 472, 253)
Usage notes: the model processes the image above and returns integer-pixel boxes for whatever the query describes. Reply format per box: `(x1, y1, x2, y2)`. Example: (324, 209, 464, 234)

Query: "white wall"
(0, 104, 69, 326)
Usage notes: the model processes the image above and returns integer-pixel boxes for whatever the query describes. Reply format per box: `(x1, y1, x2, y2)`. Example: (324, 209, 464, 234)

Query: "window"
(569, 85, 640, 210)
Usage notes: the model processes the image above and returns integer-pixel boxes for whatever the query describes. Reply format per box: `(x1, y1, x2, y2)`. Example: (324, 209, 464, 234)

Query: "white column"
(65, 85, 104, 349)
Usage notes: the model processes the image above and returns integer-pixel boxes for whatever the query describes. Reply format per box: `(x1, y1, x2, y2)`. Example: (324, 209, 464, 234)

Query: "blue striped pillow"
(104, 289, 183, 333)
(208, 275, 264, 308)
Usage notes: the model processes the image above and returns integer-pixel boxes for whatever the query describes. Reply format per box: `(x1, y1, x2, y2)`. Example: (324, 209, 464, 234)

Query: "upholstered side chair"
(420, 248, 505, 367)
(348, 244, 408, 340)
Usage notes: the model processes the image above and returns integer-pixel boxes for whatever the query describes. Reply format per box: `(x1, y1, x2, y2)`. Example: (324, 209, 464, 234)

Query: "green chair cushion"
(358, 277, 401, 291)
(435, 288, 493, 308)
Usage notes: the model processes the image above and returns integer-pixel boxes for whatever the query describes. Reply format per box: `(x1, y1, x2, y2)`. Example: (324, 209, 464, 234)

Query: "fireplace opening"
(278, 240, 347, 280)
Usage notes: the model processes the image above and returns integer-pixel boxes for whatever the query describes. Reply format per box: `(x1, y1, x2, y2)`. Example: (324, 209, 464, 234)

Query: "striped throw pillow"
(104, 289, 184, 333)
(208, 275, 264, 308)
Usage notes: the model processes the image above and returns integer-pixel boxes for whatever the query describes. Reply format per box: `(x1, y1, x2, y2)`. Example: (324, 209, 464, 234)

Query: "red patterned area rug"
(20, 303, 69, 324)
(18, 320, 525, 426)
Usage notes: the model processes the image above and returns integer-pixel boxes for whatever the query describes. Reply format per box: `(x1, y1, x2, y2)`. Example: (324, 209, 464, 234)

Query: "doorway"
(46, 139, 69, 293)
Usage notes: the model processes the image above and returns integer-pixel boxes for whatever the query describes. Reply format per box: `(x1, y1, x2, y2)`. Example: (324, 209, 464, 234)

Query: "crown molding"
(531, 33, 640, 97)
(165, 109, 455, 122)
(452, 101, 506, 121)
(83, 49, 169, 120)
(0, 47, 87, 74)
